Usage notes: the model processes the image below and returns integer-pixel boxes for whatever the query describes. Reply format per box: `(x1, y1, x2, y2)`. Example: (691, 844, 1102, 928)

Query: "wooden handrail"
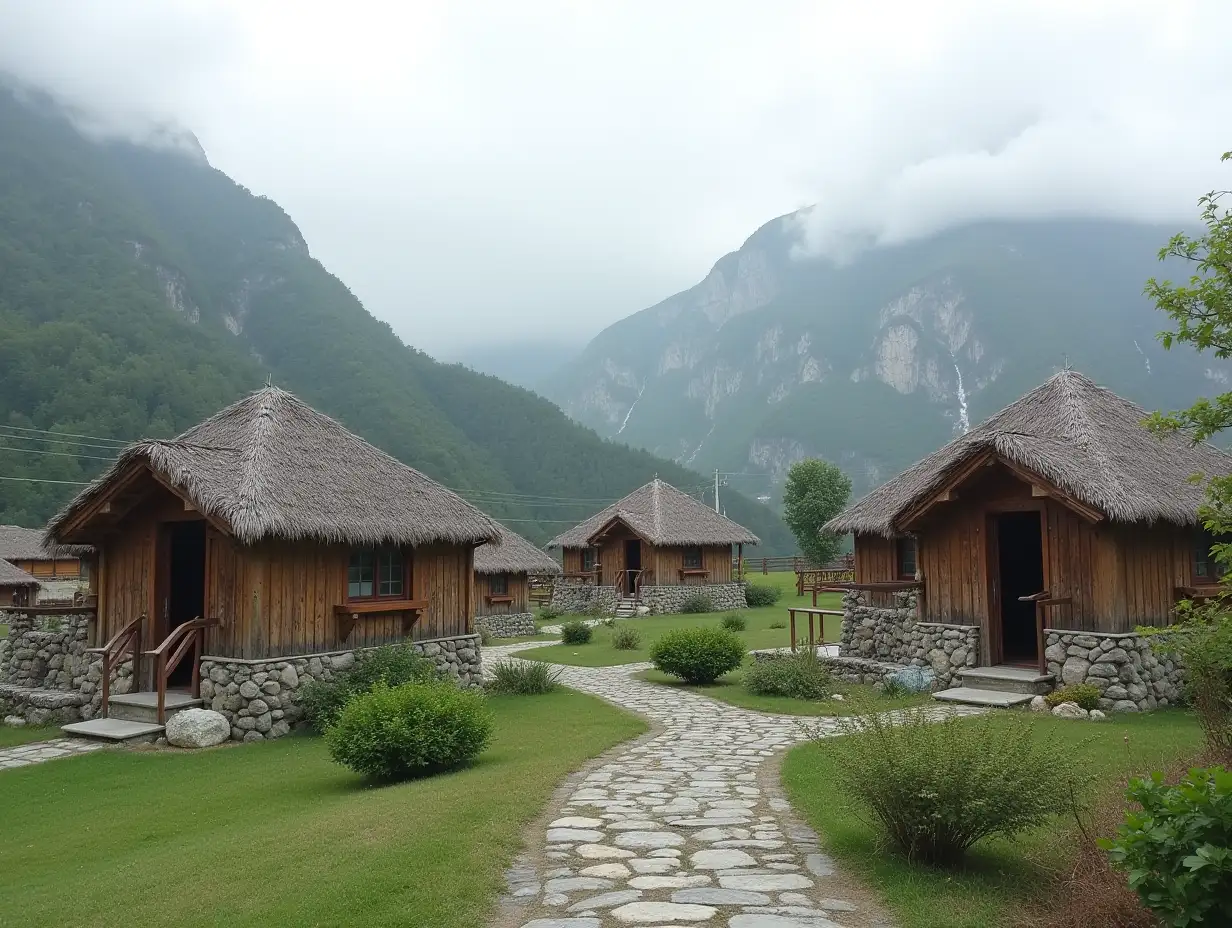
(1018, 591, 1072, 673)
(144, 617, 220, 723)
(615, 568, 647, 600)
(85, 613, 145, 718)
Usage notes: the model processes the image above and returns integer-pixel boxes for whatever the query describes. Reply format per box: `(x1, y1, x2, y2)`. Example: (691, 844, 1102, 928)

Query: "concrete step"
(61, 718, 165, 742)
(958, 665, 1055, 695)
(107, 691, 202, 724)
(932, 687, 1035, 708)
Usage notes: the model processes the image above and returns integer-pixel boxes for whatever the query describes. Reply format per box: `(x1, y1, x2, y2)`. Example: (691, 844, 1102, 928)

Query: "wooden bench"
(787, 607, 842, 652)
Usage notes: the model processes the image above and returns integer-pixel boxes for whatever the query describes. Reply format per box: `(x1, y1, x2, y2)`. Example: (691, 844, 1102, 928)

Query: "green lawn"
(635, 665, 930, 717)
(782, 710, 1205, 928)
(0, 725, 63, 748)
(0, 690, 646, 928)
(520, 573, 841, 666)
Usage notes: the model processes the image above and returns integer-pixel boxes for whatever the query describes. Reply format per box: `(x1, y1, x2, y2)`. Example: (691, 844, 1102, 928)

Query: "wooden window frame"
(347, 546, 412, 602)
(581, 547, 597, 572)
(896, 536, 918, 580)
(489, 572, 509, 596)
(1192, 530, 1226, 586)
(683, 546, 703, 570)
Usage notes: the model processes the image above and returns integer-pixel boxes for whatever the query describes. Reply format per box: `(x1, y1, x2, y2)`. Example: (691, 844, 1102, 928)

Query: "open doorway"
(165, 520, 206, 687)
(995, 512, 1044, 664)
(623, 539, 642, 596)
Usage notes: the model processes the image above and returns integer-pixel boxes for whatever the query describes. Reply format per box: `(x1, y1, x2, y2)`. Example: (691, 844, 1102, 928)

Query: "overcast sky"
(1, 1, 1230, 357)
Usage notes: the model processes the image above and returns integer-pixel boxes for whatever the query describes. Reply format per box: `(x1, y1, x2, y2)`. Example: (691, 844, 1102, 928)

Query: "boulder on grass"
(1051, 701, 1089, 720)
(886, 666, 935, 693)
(1029, 695, 1049, 712)
(165, 708, 231, 748)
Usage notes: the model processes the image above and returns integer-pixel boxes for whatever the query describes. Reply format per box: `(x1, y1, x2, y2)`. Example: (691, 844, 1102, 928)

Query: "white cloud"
(0, 0, 1228, 353)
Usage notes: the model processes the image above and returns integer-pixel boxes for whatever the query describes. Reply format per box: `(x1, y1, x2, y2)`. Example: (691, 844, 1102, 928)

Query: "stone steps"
(957, 665, 1055, 695)
(60, 718, 165, 742)
(932, 687, 1036, 708)
(106, 690, 202, 724)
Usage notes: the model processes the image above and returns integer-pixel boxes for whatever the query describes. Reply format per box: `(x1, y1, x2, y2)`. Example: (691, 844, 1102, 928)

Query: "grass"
(0, 725, 63, 748)
(635, 665, 930, 717)
(782, 710, 1205, 928)
(519, 572, 840, 666)
(0, 689, 646, 928)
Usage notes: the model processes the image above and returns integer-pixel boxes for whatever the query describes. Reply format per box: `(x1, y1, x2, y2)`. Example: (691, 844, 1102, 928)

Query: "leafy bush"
(561, 621, 593, 645)
(720, 612, 748, 632)
(611, 625, 641, 650)
(537, 604, 563, 622)
(828, 709, 1076, 865)
(1103, 767, 1232, 927)
(744, 582, 782, 607)
(301, 644, 438, 731)
(745, 649, 832, 699)
(486, 660, 561, 695)
(478, 625, 494, 646)
(680, 592, 715, 614)
(583, 600, 608, 618)
(326, 681, 493, 781)
(602, 617, 617, 628)
(650, 627, 745, 684)
(1046, 683, 1102, 710)
(1144, 606, 1232, 759)
(769, 620, 787, 629)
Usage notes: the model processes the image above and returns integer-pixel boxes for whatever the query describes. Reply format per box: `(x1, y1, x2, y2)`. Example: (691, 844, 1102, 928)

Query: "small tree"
(782, 458, 851, 565)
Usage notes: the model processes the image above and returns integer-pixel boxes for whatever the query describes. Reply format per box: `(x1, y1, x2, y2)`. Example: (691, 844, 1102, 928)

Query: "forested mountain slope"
(0, 84, 794, 551)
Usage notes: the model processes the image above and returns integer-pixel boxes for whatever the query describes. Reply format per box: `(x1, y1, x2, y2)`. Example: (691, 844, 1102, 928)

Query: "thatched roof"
(474, 522, 561, 575)
(826, 369, 1232, 537)
(548, 478, 760, 548)
(0, 559, 39, 587)
(46, 387, 501, 548)
(0, 525, 91, 560)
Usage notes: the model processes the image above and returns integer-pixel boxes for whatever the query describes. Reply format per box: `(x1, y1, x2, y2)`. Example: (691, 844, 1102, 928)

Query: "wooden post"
(808, 612, 815, 651)
(789, 609, 797, 652)
(737, 543, 743, 581)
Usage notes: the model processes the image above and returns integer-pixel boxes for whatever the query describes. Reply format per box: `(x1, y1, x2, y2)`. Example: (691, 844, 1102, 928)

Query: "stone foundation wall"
(1045, 629, 1183, 712)
(199, 633, 483, 743)
(837, 591, 977, 688)
(751, 648, 905, 685)
(476, 612, 535, 638)
(641, 582, 747, 614)
(549, 581, 619, 615)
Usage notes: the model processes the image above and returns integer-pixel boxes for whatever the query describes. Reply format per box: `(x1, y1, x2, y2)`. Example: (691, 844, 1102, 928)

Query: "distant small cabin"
(826, 370, 1232, 676)
(44, 386, 499, 725)
(0, 525, 91, 604)
(472, 523, 561, 637)
(0, 558, 40, 608)
(548, 478, 758, 614)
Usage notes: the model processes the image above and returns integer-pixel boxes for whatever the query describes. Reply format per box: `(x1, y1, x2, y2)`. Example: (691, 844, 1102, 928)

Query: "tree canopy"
(781, 458, 851, 564)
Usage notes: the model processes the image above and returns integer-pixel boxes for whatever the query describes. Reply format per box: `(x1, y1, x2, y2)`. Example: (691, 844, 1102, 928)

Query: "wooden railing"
(1019, 591, 1072, 674)
(796, 566, 857, 597)
(734, 554, 856, 576)
(85, 613, 145, 718)
(144, 617, 220, 723)
(528, 576, 555, 606)
(615, 569, 648, 600)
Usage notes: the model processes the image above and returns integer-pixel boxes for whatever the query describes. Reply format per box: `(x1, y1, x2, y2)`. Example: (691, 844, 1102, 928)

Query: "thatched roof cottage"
(0, 558, 40, 608)
(0, 525, 91, 603)
(473, 522, 560, 637)
(824, 370, 1232, 710)
(549, 478, 758, 614)
(41, 386, 499, 739)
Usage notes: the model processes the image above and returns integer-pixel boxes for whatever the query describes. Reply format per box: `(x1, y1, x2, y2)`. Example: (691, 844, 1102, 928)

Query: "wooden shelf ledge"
(485, 594, 514, 604)
(333, 599, 428, 642)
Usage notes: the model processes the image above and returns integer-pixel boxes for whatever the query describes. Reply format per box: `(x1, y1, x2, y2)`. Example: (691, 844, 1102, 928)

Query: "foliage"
(1143, 606, 1232, 759)
(679, 592, 715, 614)
(560, 621, 593, 645)
(744, 581, 782, 607)
(601, 616, 617, 627)
(769, 620, 786, 629)
(1103, 767, 1232, 927)
(537, 604, 563, 622)
(477, 626, 494, 646)
(611, 625, 641, 650)
(486, 660, 561, 695)
(1046, 683, 1103, 711)
(301, 644, 438, 732)
(720, 612, 747, 632)
(827, 708, 1076, 865)
(782, 459, 853, 566)
(584, 601, 608, 618)
(649, 627, 745, 684)
(744, 650, 831, 700)
(325, 681, 493, 781)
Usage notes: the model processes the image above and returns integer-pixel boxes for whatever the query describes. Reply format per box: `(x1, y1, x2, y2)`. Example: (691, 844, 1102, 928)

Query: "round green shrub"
(720, 612, 747, 632)
(744, 649, 831, 699)
(744, 582, 782, 607)
(650, 627, 745, 683)
(561, 620, 593, 644)
(680, 592, 715, 614)
(537, 604, 563, 622)
(301, 643, 439, 732)
(611, 625, 641, 650)
(1045, 683, 1102, 710)
(326, 680, 493, 781)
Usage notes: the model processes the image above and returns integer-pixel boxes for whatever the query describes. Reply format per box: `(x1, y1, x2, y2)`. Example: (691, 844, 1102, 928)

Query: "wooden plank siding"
(474, 572, 530, 615)
(561, 541, 734, 588)
(12, 558, 83, 579)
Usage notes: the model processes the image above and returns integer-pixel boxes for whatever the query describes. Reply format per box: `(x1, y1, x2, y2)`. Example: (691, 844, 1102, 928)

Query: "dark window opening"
(1194, 530, 1227, 584)
(490, 572, 509, 595)
(896, 537, 917, 579)
(581, 548, 597, 571)
(348, 547, 407, 600)
(683, 546, 703, 569)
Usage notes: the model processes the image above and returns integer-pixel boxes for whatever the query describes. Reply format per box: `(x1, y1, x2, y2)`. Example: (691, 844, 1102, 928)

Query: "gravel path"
(0, 737, 105, 769)
(484, 641, 978, 928)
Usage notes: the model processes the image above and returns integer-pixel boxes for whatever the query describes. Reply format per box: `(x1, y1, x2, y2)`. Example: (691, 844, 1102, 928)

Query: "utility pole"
(713, 469, 720, 513)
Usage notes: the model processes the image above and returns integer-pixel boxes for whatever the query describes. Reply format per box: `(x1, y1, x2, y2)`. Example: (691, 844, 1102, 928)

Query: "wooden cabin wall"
(12, 557, 83, 579)
(474, 572, 529, 615)
(1100, 524, 1191, 631)
(562, 548, 584, 574)
(97, 510, 158, 647)
(649, 545, 733, 585)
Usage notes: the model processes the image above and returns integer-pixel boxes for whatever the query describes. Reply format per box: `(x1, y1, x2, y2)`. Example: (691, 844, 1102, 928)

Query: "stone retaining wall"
(549, 581, 620, 615)
(1045, 629, 1183, 712)
(199, 633, 483, 743)
(837, 590, 978, 688)
(476, 612, 535, 638)
(642, 582, 747, 614)
(751, 647, 905, 685)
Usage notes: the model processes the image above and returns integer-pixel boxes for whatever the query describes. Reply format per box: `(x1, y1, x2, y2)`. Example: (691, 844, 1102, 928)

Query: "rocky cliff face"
(546, 216, 1228, 503)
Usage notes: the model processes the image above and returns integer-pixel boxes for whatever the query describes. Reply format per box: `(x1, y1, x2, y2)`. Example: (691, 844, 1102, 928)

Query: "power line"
(0, 475, 92, 485)
(0, 443, 117, 463)
(0, 423, 131, 446)
(0, 429, 131, 453)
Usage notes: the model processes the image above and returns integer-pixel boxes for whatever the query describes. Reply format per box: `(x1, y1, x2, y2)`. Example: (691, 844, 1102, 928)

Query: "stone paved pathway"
(0, 737, 106, 769)
(484, 642, 980, 928)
